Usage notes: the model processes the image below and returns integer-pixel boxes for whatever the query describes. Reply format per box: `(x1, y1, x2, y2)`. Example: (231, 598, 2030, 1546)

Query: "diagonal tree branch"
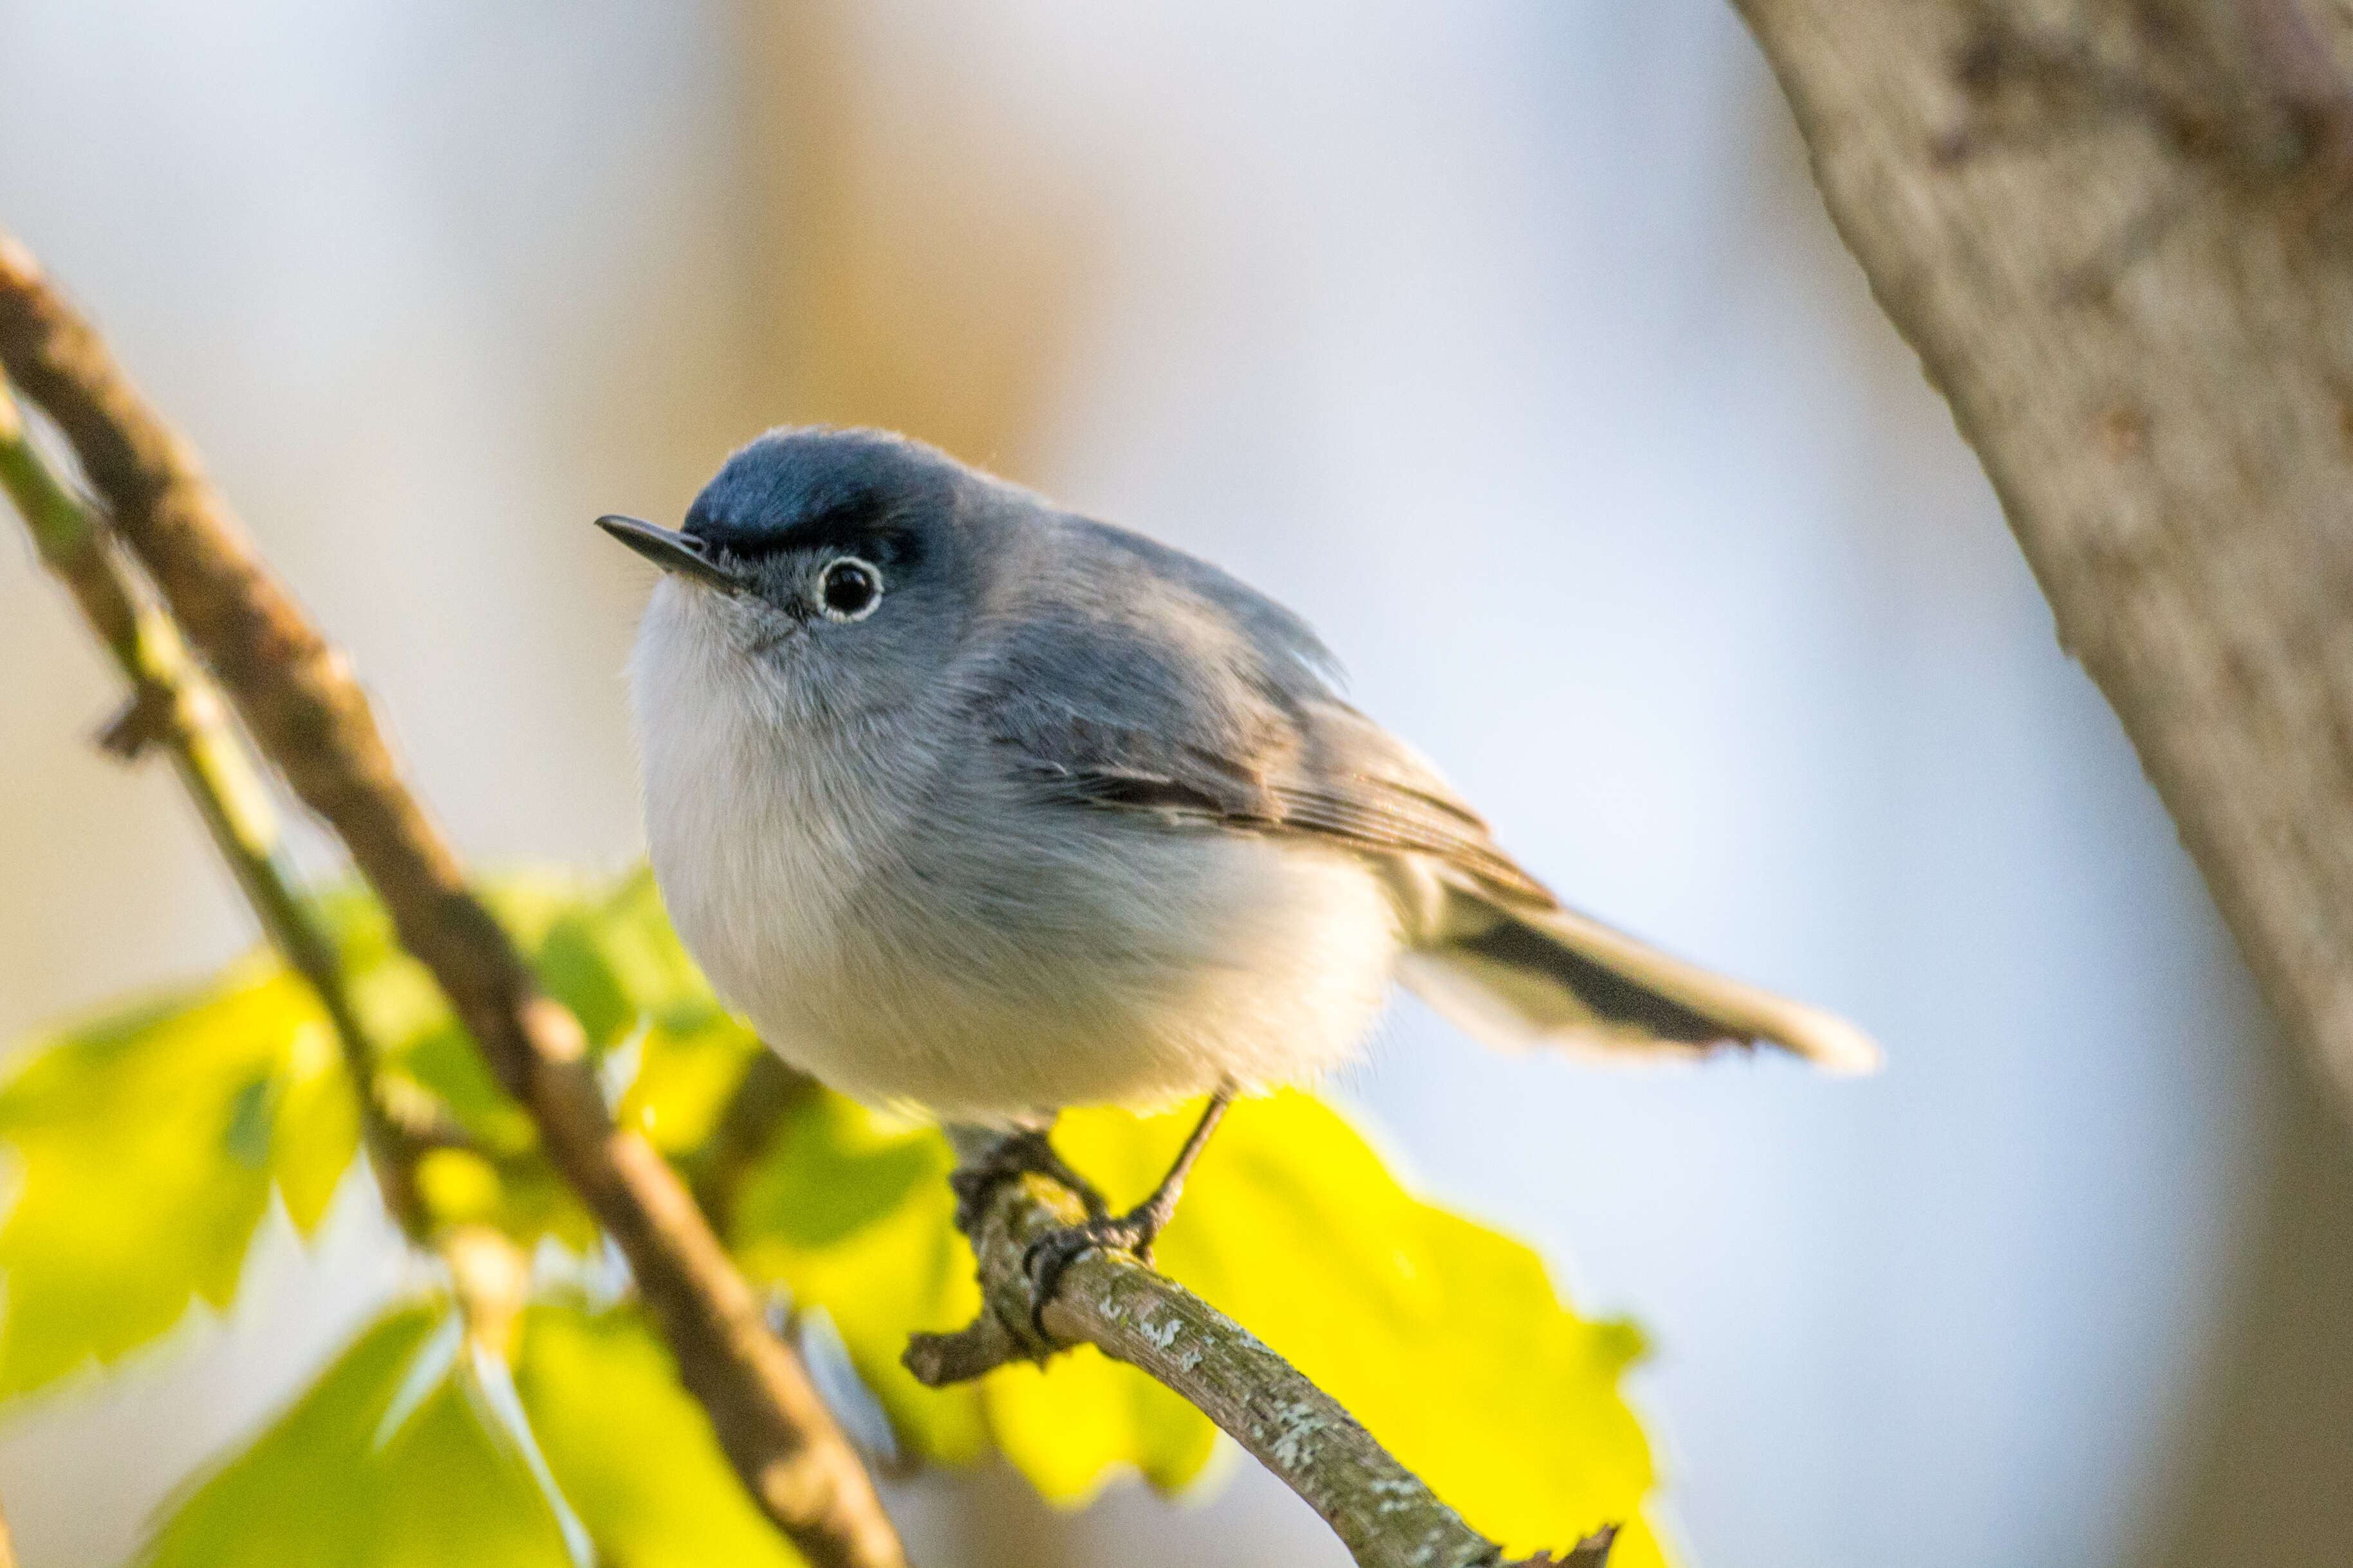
(0, 382, 431, 1233)
(0, 233, 907, 1568)
(1729, 0, 2353, 1118)
(904, 1161, 1613, 1568)
(6, 380, 570, 1531)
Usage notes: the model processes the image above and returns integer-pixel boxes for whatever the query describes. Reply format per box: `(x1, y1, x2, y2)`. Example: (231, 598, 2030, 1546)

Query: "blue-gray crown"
(683, 427, 963, 558)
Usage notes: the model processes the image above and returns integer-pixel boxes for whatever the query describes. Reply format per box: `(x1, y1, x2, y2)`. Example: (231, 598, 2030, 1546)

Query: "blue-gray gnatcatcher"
(600, 427, 1876, 1262)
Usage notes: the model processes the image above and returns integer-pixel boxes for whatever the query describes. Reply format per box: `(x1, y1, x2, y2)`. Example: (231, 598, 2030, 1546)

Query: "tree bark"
(1731, 0, 2353, 1112)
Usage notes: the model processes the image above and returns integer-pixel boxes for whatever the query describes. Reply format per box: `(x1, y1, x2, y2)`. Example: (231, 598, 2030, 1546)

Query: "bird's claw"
(1019, 1211, 1160, 1340)
(948, 1129, 1108, 1237)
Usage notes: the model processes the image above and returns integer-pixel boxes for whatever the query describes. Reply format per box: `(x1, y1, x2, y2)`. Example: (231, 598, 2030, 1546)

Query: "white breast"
(628, 581, 1404, 1123)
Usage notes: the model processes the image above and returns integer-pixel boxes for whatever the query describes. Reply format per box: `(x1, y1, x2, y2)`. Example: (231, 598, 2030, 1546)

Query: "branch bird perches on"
(908, 1147, 1616, 1568)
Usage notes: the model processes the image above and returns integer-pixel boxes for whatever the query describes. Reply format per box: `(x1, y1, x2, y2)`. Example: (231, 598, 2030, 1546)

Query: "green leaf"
(328, 887, 536, 1161)
(513, 1302, 807, 1567)
(321, 867, 763, 1246)
(0, 962, 361, 1398)
(575, 870, 763, 1158)
(731, 1094, 991, 1470)
(274, 1019, 362, 1235)
(324, 868, 620, 1165)
(734, 1089, 1669, 1560)
(323, 868, 763, 1245)
(140, 1305, 576, 1568)
(0, 862, 756, 1397)
(145, 1300, 808, 1568)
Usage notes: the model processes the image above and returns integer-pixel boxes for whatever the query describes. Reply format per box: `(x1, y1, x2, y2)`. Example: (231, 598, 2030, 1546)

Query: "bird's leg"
(1021, 1080, 1237, 1320)
(1112, 1081, 1235, 1264)
(946, 1122, 1108, 1237)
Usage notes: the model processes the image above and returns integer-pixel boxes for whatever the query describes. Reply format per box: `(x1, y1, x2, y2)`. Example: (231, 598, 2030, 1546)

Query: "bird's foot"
(947, 1128, 1107, 1237)
(1019, 1206, 1164, 1336)
(1015, 1082, 1235, 1331)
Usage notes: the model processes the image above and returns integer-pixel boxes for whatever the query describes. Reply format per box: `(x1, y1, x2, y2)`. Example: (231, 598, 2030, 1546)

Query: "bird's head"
(600, 426, 994, 724)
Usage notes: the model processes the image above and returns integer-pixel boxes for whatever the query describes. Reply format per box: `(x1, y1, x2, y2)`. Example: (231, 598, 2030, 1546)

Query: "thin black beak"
(595, 514, 745, 593)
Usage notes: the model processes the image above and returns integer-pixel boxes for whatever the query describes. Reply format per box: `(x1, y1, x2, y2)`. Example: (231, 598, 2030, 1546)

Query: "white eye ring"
(815, 555, 884, 623)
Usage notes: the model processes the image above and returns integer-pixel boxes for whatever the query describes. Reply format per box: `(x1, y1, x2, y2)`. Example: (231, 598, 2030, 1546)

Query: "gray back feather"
(959, 507, 1550, 903)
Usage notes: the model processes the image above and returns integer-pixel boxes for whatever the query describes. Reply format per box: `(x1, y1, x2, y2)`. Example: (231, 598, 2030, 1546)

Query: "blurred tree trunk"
(1733, 0, 2353, 1120)
(2126, 1002, 2353, 1566)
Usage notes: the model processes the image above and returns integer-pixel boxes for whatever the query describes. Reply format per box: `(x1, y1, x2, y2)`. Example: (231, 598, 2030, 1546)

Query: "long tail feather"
(1395, 880, 1879, 1074)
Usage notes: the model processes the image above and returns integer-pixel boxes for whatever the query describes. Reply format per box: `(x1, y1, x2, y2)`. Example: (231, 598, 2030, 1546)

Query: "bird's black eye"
(817, 555, 884, 622)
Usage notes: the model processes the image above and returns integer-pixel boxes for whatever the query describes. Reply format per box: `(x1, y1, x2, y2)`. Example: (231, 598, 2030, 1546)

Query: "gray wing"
(963, 516, 1879, 1075)
(963, 516, 1545, 899)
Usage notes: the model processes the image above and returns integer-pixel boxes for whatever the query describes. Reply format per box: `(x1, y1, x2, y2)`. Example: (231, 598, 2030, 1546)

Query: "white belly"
(634, 604, 1402, 1122)
(670, 812, 1402, 1123)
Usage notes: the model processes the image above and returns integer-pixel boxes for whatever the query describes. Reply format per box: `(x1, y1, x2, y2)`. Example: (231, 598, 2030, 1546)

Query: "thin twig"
(904, 1164, 1610, 1568)
(0, 234, 906, 1568)
(0, 383, 426, 1233)
(5, 379, 543, 1494)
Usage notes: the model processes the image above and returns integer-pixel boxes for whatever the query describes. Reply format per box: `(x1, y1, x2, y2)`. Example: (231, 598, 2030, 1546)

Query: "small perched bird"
(602, 427, 1876, 1265)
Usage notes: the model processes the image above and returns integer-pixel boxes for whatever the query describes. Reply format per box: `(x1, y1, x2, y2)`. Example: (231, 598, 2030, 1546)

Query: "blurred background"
(2, 2, 2348, 1564)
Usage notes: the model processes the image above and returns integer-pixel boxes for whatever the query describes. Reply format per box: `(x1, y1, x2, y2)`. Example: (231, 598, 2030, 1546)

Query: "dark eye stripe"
(687, 495, 919, 569)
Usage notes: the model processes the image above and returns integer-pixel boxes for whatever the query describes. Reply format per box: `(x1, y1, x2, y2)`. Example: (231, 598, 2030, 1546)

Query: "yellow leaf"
(732, 1087, 1668, 1558)
(0, 964, 358, 1397)
(514, 1302, 807, 1567)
